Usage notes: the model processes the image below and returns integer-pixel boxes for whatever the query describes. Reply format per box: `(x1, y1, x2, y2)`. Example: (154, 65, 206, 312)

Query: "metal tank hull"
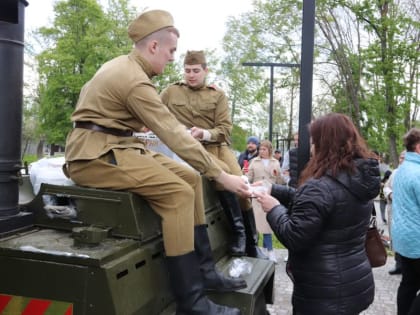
(0, 177, 274, 315)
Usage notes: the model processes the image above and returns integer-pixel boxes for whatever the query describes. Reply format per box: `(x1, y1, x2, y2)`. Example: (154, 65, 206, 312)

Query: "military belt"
(74, 121, 133, 137)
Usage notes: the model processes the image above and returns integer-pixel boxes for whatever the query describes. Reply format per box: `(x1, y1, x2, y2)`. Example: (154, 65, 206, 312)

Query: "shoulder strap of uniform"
(207, 84, 218, 91)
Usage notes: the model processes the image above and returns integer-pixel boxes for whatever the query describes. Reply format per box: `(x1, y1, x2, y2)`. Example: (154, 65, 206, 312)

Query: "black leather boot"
(194, 225, 247, 292)
(389, 252, 402, 275)
(218, 191, 246, 256)
(166, 251, 243, 315)
(242, 210, 268, 260)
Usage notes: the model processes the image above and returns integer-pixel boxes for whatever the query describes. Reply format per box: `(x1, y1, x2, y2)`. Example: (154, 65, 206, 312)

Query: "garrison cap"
(128, 10, 175, 43)
(184, 50, 207, 65)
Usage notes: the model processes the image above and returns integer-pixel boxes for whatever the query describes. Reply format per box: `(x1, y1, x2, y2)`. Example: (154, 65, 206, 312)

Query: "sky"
(25, 0, 254, 57)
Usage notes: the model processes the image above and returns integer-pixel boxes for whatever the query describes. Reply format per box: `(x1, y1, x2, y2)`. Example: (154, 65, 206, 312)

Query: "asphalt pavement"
(266, 200, 400, 315)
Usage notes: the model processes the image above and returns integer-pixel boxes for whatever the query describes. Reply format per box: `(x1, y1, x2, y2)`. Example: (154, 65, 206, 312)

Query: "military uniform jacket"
(65, 49, 222, 179)
(160, 82, 232, 144)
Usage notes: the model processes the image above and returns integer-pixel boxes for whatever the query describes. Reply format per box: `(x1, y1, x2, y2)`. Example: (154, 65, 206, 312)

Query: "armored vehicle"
(0, 1, 275, 314)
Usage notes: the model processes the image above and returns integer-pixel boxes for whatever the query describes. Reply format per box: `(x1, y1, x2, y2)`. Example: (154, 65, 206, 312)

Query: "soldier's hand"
(191, 127, 204, 140)
(215, 171, 251, 198)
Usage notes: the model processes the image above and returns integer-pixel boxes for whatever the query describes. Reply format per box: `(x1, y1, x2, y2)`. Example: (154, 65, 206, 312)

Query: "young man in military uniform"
(64, 10, 247, 315)
(161, 51, 267, 259)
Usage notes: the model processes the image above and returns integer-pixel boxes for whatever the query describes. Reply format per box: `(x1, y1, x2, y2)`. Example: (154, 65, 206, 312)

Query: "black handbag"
(365, 216, 387, 267)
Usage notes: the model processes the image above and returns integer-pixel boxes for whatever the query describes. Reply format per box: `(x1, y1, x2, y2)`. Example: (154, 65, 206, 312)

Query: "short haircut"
(403, 128, 420, 152)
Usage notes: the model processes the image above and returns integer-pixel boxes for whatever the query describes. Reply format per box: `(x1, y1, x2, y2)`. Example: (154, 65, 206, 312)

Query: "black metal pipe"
(0, 0, 28, 217)
(297, 0, 316, 178)
(269, 66, 274, 141)
(241, 62, 300, 142)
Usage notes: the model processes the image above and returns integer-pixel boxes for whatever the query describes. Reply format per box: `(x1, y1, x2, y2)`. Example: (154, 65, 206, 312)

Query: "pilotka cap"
(184, 50, 207, 65)
(128, 10, 175, 42)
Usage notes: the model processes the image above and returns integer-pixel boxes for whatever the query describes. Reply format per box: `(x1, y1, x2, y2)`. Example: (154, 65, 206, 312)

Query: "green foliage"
(22, 154, 39, 165)
(231, 124, 248, 152)
(222, 0, 305, 140)
(35, 0, 136, 145)
(29, 0, 419, 164)
(347, 0, 419, 164)
(152, 62, 183, 93)
(221, 0, 418, 166)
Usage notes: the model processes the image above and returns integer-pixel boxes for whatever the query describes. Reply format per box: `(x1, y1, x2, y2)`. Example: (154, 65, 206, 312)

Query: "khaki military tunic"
(161, 82, 251, 210)
(65, 49, 222, 256)
(160, 82, 232, 144)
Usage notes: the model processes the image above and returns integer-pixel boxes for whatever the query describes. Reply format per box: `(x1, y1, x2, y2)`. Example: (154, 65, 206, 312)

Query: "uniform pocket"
(171, 99, 187, 107)
(198, 102, 216, 111)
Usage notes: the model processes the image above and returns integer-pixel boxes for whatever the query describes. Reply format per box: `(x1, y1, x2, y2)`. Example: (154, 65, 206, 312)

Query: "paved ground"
(266, 201, 400, 315)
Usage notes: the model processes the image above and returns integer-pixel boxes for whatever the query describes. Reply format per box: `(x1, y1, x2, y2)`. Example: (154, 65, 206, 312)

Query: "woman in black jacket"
(254, 113, 381, 315)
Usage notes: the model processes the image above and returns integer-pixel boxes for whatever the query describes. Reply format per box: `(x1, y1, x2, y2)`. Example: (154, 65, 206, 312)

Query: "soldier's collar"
(129, 49, 155, 78)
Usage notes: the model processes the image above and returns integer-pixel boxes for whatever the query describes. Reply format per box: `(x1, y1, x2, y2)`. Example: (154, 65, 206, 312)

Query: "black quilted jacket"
(267, 158, 380, 315)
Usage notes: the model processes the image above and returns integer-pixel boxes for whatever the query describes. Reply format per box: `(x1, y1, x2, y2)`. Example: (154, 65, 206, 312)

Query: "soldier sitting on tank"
(161, 51, 250, 257)
(64, 10, 249, 315)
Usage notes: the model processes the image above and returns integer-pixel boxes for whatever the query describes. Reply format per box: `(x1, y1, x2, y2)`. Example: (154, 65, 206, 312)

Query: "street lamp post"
(241, 0, 315, 181)
(242, 62, 299, 142)
(297, 0, 316, 177)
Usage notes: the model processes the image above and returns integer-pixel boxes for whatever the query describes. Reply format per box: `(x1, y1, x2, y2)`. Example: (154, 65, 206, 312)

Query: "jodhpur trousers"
(67, 148, 206, 256)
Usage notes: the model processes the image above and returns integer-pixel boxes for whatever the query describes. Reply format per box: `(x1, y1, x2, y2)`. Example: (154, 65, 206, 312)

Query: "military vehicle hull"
(0, 177, 274, 315)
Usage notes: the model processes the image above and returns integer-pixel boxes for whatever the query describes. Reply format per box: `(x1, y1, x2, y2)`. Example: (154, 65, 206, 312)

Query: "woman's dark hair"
(299, 113, 372, 185)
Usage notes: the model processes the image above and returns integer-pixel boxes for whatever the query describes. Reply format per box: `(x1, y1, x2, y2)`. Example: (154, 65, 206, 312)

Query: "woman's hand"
(253, 191, 280, 212)
(250, 181, 272, 195)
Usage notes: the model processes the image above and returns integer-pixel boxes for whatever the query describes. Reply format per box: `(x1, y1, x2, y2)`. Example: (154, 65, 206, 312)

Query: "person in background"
(372, 150, 391, 223)
(161, 50, 247, 257)
(274, 149, 283, 166)
(64, 10, 247, 315)
(374, 150, 391, 176)
(383, 150, 406, 275)
(391, 128, 420, 315)
(379, 169, 392, 224)
(238, 136, 260, 171)
(254, 113, 380, 315)
(282, 132, 299, 188)
(247, 140, 286, 263)
(237, 136, 268, 259)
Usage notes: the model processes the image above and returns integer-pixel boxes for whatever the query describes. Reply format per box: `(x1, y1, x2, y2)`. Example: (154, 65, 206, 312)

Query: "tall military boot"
(166, 251, 242, 315)
(242, 210, 268, 260)
(194, 225, 247, 292)
(217, 191, 246, 256)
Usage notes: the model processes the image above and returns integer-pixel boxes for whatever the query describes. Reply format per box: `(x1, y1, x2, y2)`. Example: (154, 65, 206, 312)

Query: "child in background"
(247, 140, 286, 262)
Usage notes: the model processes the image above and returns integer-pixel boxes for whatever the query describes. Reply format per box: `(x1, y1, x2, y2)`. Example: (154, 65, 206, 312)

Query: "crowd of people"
(62, 9, 420, 315)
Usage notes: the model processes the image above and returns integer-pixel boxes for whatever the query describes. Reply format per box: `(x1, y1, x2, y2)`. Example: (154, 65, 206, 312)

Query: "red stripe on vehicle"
(22, 299, 52, 315)
(64, 304, 73, 315)
(0, 294, 12, 312)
